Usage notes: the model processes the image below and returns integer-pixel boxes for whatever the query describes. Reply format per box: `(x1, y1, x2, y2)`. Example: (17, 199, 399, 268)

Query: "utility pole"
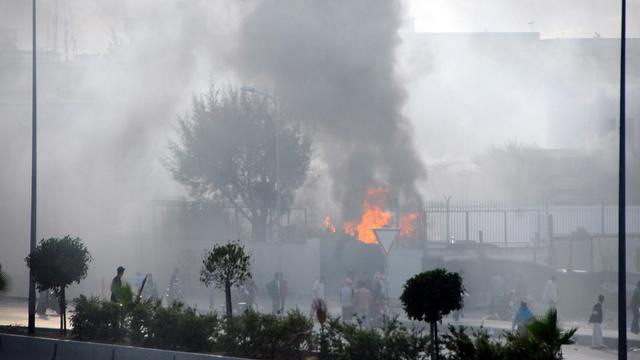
(28, 0, 38, 335)
(618, 0, 627, 358)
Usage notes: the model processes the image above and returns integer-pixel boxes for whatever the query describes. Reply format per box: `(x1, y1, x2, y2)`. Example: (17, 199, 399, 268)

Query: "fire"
(323, 215, 336, 233)
(400, 212, 419, 237)
(343, 188, 392, 244)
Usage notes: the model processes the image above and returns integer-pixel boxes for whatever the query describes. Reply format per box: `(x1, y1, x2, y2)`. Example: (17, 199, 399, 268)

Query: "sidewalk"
(0, 296, 66, 329)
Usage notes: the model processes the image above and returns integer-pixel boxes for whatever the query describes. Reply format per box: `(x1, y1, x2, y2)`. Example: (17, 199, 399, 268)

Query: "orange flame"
(323, 215, 336, 233)
(343, 188, 392, 244)
(400, 212, 419, 237)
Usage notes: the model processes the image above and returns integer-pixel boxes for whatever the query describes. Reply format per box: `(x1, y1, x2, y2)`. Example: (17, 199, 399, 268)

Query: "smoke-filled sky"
(408, 0, 639, 38)
(0, 0, 638, 296)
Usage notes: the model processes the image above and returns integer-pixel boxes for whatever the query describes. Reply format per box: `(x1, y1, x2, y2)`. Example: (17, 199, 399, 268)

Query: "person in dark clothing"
(110, 266, 125, 302)
(267, 272, 287, 315)
(631, 281, 640, 334)
(589, 294, 605, 349)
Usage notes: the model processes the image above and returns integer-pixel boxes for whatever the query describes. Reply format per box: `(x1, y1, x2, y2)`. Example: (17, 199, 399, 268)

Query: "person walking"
(278, 273, 288, 314)
(110, 266, 125, 302)
(142, 273, 158, 301)
(630, 281, 640, 334)
(312, 275, 325, 301)
(267, 272, 288, 315)
(267, 273, 281, 315)
(543, 275, 558, 311)
(340, 279, 354, 322)
(589, 294, 606, 349)
(354, 280, 372, 326)
(512, 301, 534, 334)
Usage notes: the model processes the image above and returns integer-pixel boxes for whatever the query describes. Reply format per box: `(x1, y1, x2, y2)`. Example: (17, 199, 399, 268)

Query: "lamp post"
(618, 0, 627, 358)
(240, 86, 280, 241)
(28, 0, 38, 334)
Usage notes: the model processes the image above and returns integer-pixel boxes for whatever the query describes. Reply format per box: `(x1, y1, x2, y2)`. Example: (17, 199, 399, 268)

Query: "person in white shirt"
(543, 275, 558, 311)
(312, 276, 325, 300)
(340, 279, 354, 322)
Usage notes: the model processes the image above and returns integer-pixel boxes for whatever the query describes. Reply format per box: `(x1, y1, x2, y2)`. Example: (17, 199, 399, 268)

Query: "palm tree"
(506, 309, 576, 360)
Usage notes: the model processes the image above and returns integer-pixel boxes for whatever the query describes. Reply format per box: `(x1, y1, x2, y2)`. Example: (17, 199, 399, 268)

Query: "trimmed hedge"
(70, 296, 428, 359)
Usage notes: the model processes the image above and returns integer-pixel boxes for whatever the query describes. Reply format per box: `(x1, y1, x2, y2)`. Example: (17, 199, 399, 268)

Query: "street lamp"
(618, 0, 627, 358)
(241, 86, 281, 241)
(28, 0, 38, 334)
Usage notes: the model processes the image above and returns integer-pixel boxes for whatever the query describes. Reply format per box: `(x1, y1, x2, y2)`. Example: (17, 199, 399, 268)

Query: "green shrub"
(442, 326, 505, 360)
(147, 303, 219, 352)
(220, 309, 313, 359)
(71, 295, 127, 342)
(441, 310, 575, 360)
(320, 317, 429, 360)
(129, 300, 160, 346)
(503, 309, 576, 360)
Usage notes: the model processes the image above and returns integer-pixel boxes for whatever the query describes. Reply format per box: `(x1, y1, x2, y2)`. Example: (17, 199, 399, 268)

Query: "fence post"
(445, 196, 451, 243)
(503, 211, 508, 247)
(465, 211, 470, 241)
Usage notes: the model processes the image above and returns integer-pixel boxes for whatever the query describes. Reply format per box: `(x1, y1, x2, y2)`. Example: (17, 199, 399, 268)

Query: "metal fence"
(421, 201, 640, 248)
(153, 199, 640, 249)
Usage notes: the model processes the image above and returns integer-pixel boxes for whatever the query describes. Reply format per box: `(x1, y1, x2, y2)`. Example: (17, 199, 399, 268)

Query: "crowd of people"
(338, 271, 388, 327)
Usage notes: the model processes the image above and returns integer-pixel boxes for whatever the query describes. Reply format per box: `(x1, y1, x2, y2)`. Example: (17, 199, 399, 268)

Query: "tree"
(169, 83, 312, 241)
(25, 236, 92, 334)
(400, 268, 464, 360)
(201, 240, 252, 317)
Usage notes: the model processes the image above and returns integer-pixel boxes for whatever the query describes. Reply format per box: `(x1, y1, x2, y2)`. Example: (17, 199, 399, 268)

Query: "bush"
(320, 317, 429, 360)
(71, 295, 127, 342)
(147, 303, 219, 352)
(129, 300, 160, 346)
(441, 310, 575, 360)
(442, 326, 505, 360)
(221, 309, 313, 359)
(70, 293, 572, 360)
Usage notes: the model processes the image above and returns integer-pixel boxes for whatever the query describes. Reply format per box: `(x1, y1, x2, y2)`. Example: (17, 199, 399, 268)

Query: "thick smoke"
(233, 0, 427, 220)
(0, 0, 243, 296)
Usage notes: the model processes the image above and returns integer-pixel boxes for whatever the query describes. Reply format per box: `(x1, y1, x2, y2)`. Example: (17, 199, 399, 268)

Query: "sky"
(407, 0, 639, 38)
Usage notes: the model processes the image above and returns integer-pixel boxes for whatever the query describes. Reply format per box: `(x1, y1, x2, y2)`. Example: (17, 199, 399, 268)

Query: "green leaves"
(25, 235, 92, 293)
(400, 268, 464, 324)
(443, 310, 576, 360)
(168, 83, 312, 241)
(113, 283, 134, 304)
(201, 239, 252, 289)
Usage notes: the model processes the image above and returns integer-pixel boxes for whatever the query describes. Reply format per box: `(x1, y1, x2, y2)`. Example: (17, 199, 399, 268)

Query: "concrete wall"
(0, 333, 249, 360)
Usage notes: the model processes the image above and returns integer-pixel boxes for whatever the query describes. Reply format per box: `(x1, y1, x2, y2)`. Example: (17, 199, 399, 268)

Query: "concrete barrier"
(0, 333, 57, 360)
(56, 339, 115, 360)
(113, 345, 175, 360)
(0, 333, 250, 360)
